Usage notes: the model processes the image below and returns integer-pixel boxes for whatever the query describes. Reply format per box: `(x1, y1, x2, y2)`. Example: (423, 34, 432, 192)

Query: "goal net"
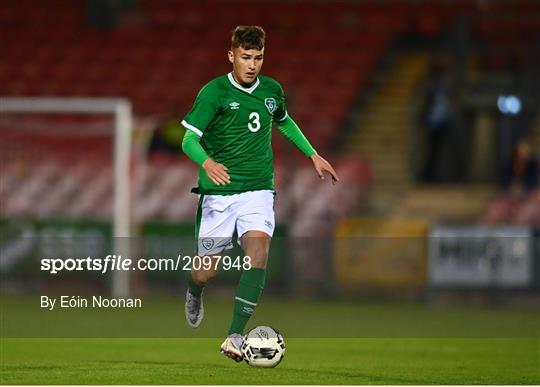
(0, 97, 132, 297)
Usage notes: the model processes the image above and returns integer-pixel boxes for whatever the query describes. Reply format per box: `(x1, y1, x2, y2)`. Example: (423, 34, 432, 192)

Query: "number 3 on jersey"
(248, 112, 260, 132)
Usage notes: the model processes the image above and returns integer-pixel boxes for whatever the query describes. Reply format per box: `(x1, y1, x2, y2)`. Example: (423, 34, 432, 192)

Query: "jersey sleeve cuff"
(181, 120, 203, 137)
(276, 111, 288, 122)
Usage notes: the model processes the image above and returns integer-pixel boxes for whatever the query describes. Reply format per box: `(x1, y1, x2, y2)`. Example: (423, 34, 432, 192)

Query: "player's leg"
(221, 231, 271, 360)
(186, 194, 236, 328)
(185, 253, 222, 328)
(229, 230, 270, 333)
(220, 190, 275, 360)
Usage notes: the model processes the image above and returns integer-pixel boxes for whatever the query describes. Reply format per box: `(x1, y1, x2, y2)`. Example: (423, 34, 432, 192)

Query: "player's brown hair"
(231, 26, 265, 50)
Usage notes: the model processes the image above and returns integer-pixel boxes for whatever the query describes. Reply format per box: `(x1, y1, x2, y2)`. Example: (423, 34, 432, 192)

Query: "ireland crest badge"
(264, 98, 277, 114)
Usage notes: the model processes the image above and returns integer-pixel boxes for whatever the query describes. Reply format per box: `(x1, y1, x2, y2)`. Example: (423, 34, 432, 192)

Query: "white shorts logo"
(202, 238, 214, 250)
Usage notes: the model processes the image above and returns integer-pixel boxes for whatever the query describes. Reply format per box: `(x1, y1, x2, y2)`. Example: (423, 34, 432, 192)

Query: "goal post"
(0, 97, 133, 297)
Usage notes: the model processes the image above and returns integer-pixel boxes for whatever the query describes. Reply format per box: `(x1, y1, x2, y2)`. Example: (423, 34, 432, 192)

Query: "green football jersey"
(182, 72, 288, 195)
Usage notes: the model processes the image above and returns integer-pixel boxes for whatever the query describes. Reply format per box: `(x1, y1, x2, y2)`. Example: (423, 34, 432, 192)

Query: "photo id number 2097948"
(182, 255, 252, 271)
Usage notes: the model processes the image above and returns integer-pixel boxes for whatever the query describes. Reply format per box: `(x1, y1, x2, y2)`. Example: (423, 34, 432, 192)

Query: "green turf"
(2, 296, 538, 338)
(1, 338, 538, 384)
(2, 297, 539, 384)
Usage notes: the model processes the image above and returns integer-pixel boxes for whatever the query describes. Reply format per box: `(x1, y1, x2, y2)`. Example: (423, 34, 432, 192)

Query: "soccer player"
(181, 25, 339, 361)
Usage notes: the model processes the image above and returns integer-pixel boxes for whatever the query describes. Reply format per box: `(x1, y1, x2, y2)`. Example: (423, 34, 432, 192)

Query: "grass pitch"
(1, 338, 538, 384)
(1, 297, 538, 384)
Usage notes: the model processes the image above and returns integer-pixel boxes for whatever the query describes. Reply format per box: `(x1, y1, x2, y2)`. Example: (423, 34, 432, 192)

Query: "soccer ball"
(241, 326, 285, 368)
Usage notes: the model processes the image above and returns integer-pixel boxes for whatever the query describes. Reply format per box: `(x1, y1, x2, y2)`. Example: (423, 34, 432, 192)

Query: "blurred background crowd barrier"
(1, 0, 539, 306)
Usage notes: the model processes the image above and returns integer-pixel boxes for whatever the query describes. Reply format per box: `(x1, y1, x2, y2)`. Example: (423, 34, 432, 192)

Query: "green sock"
(228, 267, 266, 335)
(188, 274, 204, 297)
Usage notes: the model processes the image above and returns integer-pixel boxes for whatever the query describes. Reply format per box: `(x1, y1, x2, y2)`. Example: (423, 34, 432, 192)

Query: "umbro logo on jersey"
(264, 98, 277, 114)
(229, 102, 240, 110)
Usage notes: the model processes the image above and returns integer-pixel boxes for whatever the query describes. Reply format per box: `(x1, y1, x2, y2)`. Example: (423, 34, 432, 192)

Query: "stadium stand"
(0, 0, 394, 151)
(1, 0, 538, 228)
(481, 188, 540, 226)
(0, 0, 385, 228)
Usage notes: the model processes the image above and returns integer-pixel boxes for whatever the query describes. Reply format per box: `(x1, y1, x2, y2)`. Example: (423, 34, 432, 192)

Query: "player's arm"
(181, 84, 231, 186)
(181, 129, 230, 185)
(275, 116, 339, 184)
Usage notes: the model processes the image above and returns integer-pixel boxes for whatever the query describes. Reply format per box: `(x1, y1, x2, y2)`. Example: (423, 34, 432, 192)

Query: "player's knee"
(192, 267, 218, 284)
(244, 246, 269, 268)
(249, 253, 268, 268)
(242, 234, 271, 268)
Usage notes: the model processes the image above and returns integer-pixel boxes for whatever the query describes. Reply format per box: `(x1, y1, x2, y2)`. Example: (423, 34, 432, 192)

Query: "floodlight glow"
(497, 95, 522, 115)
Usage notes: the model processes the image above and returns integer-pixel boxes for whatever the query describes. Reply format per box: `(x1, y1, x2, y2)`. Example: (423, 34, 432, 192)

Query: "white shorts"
(196, 190, 275, 256)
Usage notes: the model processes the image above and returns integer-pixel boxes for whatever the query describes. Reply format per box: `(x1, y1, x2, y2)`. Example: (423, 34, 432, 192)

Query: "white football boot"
(220, 333, 244, 362)
(184, 289, 204, 328)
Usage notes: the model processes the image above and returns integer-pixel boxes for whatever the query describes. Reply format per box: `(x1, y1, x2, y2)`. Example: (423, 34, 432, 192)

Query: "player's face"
(228, 46, 264, 86)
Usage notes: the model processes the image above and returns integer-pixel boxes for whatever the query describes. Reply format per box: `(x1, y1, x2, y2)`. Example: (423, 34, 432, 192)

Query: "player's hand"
(202, 158, 230, 185)
(310, 153, 339, 185)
